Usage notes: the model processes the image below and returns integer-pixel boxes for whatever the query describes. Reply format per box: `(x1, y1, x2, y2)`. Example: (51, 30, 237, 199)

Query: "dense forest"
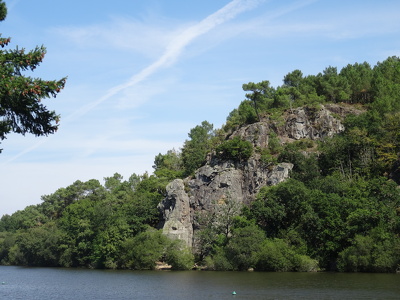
(1, 56, 400, 272)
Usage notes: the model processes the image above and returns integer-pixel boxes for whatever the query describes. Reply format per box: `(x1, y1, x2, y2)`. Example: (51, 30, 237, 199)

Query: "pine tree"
(0, 0, 66, 152)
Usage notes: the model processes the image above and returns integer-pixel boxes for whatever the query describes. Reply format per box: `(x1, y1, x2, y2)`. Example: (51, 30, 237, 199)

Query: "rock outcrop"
(158, 161, 293, 248)
(158, 104, 362, 248)
(159, 179, 193, 247)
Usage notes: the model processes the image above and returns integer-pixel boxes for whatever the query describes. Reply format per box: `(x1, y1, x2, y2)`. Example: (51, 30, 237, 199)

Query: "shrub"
(292, 254, 319, 272)
(119, 229, 168, 270)
(337, 231, 400, 273)
(165, 240, 194, 270)
(256, 238, 318, 272)
(256, 239, 294, 271)
(260, 149, 278, 167)
(268, 132, 282, 154)
(225, 224, 265, 271)
(204, 248, 234, 271)
(216, 136, 253, 162)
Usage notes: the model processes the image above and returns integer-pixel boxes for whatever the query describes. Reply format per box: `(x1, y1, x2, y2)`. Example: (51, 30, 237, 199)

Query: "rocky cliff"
(158, 104, 362, 248)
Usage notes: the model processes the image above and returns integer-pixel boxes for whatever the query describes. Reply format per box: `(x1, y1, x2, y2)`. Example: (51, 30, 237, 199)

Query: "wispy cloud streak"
(2, 0, 265, 165)
(66, 0, 265, 120)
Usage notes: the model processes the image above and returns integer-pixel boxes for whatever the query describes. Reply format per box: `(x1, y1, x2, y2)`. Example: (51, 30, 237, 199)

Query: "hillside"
(159, 104, 363, 247)
(1, 56, 400, 272)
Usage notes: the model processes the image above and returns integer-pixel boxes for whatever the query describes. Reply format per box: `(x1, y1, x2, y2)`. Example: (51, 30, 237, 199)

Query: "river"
(0, 266, 399, 299)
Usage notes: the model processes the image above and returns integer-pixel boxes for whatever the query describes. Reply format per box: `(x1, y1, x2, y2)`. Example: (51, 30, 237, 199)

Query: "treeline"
(0, 173, 193, 269)
(1, 56, 400, 272)
(226, 56, 400, 131)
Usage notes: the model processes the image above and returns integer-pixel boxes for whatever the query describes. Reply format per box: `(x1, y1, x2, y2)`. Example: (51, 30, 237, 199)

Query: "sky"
(1, 0, 400, 216)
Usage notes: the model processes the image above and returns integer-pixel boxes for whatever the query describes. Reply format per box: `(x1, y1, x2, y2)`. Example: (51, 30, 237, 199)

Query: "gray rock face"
(159, 160, 293, 248)
(284, 106, 344, 140)
(190, 160, 293, 209)
(158, 104, 360, 248)
(158, 179, 193, 247)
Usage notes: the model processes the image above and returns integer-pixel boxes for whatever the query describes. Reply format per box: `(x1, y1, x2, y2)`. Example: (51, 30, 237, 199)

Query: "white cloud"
(3, 0, 267, 166)
(115, 76, 178, 109)
(6, 0, 398, 217)
(51, 17, 179, 58)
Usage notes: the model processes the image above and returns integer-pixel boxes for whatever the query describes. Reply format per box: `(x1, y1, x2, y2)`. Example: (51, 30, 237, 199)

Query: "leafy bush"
(337, 230, 400, 273)
(256, 238, 318, 272)
(204, 247, 233, 271)
(268, 132, 282, 154)
(216, 136, 253, 162)
(259, 149, 278, 168)
(225, 224, 265, 271)
(165, 240, 194, 270)
(292, 254, 319, 272)
(119, 229, 167, 270)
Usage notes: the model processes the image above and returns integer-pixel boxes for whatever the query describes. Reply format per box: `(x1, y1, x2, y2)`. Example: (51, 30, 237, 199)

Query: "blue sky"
(1, 0, 400, 215)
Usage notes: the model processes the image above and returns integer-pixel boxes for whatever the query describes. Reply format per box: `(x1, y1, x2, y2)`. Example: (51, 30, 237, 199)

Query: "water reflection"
(0, 267, 399, 299)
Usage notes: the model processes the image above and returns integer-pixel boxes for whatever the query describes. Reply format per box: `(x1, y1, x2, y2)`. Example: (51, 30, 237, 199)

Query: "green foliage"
(337, 228, 400, 273)
(242, 81, 275, 121)
(259, 148, 277, 167)
(8, 223, 62, 267)
(278, 142, 320, 183)
(41, 179, 106, 220)
(245, 174, 400, 271)
(204, 247, 233, 271)
(226, 56, 400, 131)
(0, 205, 48, 232)
(267, 131, 282, 155)
(370, 56, 400, 114)
(256, 238, 318, 272)
(316, 66, 351, 102)
(119, 228, 168, 270)
(0, 1, 6, 21)
(153, 149, 184, 180)
(340, 62, 373, 103)
(216, 136, 253, 162)
(165, 239, 194, 270)
(195, 198, 242, 260)
(225, 101, 258, 130)
(201, 219, 317, 272)
(2, 56, 400, 272)
(0, 173, 165, 268)
(225, 223, 265, 270)
(0, 1, 66, 152)
(181, 121, 214, 176)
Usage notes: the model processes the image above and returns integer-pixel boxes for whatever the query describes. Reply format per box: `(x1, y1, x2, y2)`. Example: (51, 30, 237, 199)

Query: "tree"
(8, 223, 61, 267)
(242, 81, 275, 121)
(215, 136, 253, 162)
(256, 238, 318, 272)
(40, 179, 106, 219)
(153, 149, 184, 180)
(225, 223, 265, 270)
(337, 228, 400, 273)
(165, 239, 194, 270)
(0, 1, 66, 152)
(283, 69, 303, 107)
(195, 197, 242, 259)
(340, 62, 373, 103)
(371, 56, 400, 114)
(118, 228, 168, 269)
(316, 66, 350, 102)
(181, 121, 214, 176)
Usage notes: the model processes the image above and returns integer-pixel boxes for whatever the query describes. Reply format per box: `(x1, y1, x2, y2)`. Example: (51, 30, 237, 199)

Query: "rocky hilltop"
(158, 104, 362, 248)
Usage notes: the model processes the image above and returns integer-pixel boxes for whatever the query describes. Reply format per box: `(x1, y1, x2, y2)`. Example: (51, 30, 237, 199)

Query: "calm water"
(0, 266, 399, 299)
